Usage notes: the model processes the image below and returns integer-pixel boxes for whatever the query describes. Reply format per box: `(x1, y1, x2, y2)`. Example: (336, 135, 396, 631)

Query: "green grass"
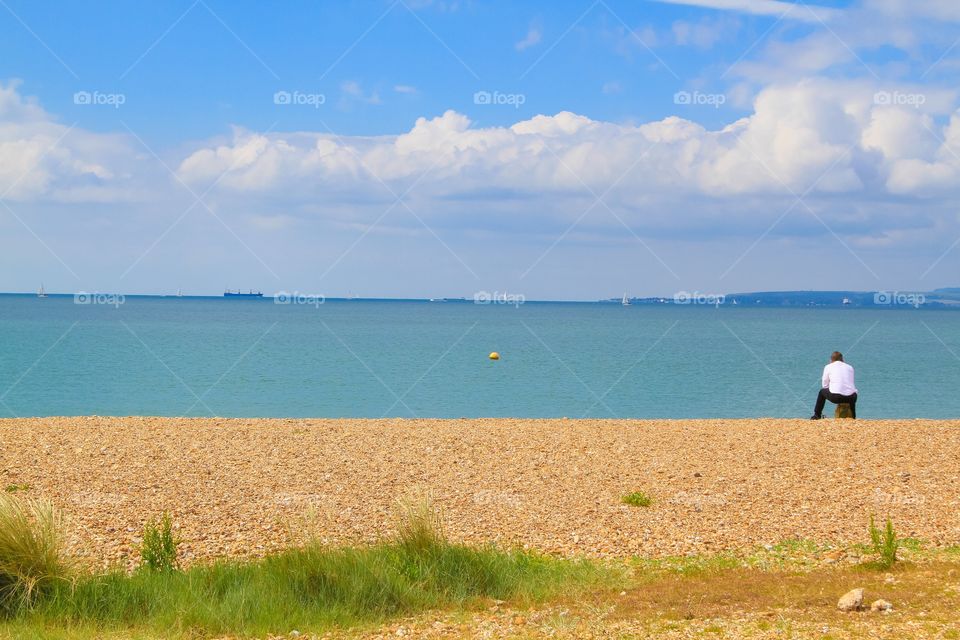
(0, 493, 618, 638)
(621, 491, 652, 507)
(26, 540, 610, 636)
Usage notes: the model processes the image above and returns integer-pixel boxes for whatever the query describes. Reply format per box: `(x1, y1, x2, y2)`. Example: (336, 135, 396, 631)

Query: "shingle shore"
(2, 417, 957, 566)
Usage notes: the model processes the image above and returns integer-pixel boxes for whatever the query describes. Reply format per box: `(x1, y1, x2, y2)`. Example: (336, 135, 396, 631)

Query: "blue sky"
(1, 0, 959, 299)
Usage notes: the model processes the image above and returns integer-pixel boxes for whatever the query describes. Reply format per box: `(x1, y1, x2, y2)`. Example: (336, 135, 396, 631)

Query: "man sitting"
(811, 351, 858, 419)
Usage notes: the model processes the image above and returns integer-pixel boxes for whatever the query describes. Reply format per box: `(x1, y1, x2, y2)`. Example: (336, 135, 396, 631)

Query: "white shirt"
(822, 361, 857, 395)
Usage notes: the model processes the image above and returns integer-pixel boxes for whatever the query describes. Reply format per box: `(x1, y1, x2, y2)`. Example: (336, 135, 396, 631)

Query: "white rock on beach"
(871, 599, 893, 612)
(837, 588, 864, 612)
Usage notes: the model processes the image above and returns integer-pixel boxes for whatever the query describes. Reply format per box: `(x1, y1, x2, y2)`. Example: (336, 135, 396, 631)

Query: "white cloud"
(653, 0, 840, 23)
(601, 81, 622, 95)
(0, 81, 145, 203)
(671, 17, 737, 48)
(515, 24, 542, 51)
(175, 78, 960, 240)
(394, 85, 418, 94)
(340, 80, 381, 106)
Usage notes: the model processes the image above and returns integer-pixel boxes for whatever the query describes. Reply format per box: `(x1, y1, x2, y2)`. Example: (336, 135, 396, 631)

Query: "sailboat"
(176, 288, 183, 297)
(37, 284, 48, 298)
(621, 293, 631, 306)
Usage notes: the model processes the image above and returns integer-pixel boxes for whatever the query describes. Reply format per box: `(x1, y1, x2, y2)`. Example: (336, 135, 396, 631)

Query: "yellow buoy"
(488, 352, 500, 360)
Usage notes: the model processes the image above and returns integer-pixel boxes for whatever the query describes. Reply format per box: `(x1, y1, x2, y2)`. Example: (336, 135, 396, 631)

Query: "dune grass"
(0, 494, 70, 615)
(1, 493, 617, 638)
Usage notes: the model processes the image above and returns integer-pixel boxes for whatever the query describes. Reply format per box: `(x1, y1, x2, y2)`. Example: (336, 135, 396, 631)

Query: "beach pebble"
(871, 599, 893, 612)
(837, 588, 864, 612)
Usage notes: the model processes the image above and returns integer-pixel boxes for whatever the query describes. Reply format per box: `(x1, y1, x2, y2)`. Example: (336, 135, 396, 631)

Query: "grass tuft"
(139, 513, 179, 573)
(868, 515, 899, 569)
(0, 494, 69, 614)
(393, 488, 445, 552)
(621, 491, 652, 507)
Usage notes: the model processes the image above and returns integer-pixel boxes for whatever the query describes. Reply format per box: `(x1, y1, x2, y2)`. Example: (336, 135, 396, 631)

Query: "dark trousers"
(814, 388, 857, 419)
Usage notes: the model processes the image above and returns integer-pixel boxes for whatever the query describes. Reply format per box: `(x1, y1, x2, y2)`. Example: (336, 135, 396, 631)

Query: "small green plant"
(4, 484, 30, 493)
(621, 491, 652, 507)
(139, 512, 179, 572)
(869, 515, 899, 569)
(0, 494, 69, 613)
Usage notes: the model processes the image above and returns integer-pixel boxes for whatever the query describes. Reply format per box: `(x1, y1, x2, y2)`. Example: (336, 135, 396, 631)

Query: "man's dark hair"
(831, 351, 844, 362)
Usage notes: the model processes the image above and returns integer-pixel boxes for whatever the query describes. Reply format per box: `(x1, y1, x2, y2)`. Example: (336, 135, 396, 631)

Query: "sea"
(1, 294, 957, 419)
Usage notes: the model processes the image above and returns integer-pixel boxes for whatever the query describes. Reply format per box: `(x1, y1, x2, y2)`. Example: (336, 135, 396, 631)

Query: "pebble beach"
(2, 417, 958, 566)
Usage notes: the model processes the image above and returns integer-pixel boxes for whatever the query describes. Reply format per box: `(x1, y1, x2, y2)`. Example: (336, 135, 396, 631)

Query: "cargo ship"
(224, 289, 264, 298)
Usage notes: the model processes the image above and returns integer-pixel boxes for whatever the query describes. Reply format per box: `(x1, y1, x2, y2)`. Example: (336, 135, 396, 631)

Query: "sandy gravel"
(1, 417, 958, 566)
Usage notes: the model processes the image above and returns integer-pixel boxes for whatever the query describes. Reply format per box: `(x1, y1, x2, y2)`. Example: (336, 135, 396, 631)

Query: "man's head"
(831, 351, 844, 362)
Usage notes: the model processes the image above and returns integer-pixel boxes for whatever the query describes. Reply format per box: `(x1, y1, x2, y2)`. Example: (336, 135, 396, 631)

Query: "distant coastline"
(3, 287, 959, 308)
(614, 287, 960, 308)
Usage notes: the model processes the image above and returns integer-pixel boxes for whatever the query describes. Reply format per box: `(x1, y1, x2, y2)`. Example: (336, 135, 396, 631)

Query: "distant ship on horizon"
(38, 284, 47, 298)
(224, 289, 264, 298)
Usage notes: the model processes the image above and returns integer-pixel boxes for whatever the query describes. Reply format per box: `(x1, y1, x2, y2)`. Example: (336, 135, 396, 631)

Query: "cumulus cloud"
(177, 79, 956, 199)
(0, 81, 145, 202)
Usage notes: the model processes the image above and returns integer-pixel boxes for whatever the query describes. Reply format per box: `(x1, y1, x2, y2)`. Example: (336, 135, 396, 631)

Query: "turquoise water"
(1, 295, 958, 419)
